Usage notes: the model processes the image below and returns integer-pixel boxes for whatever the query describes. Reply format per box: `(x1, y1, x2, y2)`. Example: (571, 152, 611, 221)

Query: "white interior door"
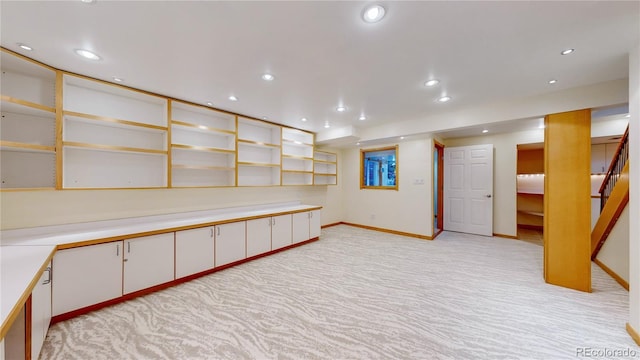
(444, 144, 493, 236)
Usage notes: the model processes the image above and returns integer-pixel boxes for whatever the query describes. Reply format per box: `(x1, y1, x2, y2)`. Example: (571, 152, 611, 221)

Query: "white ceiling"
(1, 1, 638, 139)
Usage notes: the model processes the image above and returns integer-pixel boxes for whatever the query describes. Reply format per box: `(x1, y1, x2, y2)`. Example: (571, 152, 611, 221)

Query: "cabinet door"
(246, 218, 272, 257)
(53, 241, 123, 316)
(591, 144, 606, 173)
(175, 227, 215, 279)
(32, 262, 52, 359)
(309, 210, 321, 239)
(215, 222, 246, 266)
(292, 212, 310, 244)
(271, 214, 292, 250)
(123, 233, 175, 294)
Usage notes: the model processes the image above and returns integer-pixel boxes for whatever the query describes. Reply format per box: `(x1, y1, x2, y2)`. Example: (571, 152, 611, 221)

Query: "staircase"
(591, 125, 629, 259)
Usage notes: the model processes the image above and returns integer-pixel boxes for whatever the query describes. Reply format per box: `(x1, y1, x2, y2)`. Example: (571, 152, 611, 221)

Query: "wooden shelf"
(171, 144, 234, 154)
(238, 162, 280, 167)
(0, 95, 55, 114)
(237, 139, 280, 148)
(63, 141, 167, 155)
(172, 121, 235, 135)
(64, 111, 166, 131)
(0, 141, 55, 153)
(172, 164, 234, 171)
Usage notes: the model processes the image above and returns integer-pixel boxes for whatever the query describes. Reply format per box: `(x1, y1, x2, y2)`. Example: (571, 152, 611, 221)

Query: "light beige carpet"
(40, 225, 636, 359)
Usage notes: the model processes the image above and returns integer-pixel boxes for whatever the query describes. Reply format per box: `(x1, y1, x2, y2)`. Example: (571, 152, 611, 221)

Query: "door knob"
(485, 194, 492, 198)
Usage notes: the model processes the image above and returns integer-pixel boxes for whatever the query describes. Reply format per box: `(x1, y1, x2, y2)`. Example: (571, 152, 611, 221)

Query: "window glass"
(360, 146, 398, 190)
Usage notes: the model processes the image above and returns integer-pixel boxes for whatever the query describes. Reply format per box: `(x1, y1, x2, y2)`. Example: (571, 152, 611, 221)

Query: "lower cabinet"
(31, 262, 52, 359)
(271, 214, 293, 250)
(247, 214, 293, 255)
(53, 241, 123, 316)
(292, 210, 322, 244)
(246, 218, 272, 257)
(215, 221, 246, 266)
(123, 233, 175, 294)
(175, 226, 215, 279)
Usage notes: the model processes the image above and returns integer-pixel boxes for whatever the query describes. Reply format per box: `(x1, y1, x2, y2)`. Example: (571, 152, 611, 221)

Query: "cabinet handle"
(127, 242, 131, 253)
(310, 212, 313, 218)
(272, 218, 276, 226)
(217, 227, 220, 236)
(210, 228, 214, 238)
(268, 218, 271, 227)
(43, 267, 52, 285)
(116, 244, 119, 256)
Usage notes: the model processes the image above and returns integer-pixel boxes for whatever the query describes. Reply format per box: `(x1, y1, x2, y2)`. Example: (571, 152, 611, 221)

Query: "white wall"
(342, 138, 433, 237)
(444, 129, 544, 237)
(628, 43, 640, 337)
(597, 206, 629, 283)
(0, 184, 343, 231)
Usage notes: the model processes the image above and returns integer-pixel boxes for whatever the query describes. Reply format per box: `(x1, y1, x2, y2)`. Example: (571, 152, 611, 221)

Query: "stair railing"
(599, 125, 629, 211)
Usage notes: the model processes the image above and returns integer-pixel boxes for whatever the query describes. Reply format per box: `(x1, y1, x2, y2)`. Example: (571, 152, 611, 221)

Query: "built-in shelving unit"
(1, 48, 339, 190)
(313, 150, 337, 185)
(281, 128, 314, 186)
(62, 74, 168, 188)
(237, 117, 281, 186)
(170, 101, 236, 187)
(0, 50, 57, 189)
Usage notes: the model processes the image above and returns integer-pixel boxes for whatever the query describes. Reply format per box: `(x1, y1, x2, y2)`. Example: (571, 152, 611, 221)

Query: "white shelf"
(171, 124, 235, 151)
(313, 174, 337, 185)
(171, 167, 235, 187)
(237, 165, 280, 186)
(63, 74, 167, 127)
(282, 156, 314, 172)
(238, 142, 280, 165)
(237, 117, 281, 145)
(1, 51, 57, 190)
(1, 150, 56, 189)
(63, 147, 167, 189)
(1, 102, 56, 147)
(282, 127, 313, 145)
(1, 51, 56, 108)
(313, 150, 337, 185)
(64, 114, 167, 152)
(282, 171, 313, 186)
(171, 101, 235, 133)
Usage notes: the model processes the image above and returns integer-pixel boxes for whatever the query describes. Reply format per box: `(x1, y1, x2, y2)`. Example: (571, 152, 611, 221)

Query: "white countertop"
(1, 202, 321, 247)
(1, 245, 55, 337)
(0, 202, 321, 339)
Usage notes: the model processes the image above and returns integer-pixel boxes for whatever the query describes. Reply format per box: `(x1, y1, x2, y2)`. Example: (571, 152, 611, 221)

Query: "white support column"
(628, 42, 640, 345)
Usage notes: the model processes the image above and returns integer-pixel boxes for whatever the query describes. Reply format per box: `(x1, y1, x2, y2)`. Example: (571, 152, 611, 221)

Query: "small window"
(360, 145, 398, 190)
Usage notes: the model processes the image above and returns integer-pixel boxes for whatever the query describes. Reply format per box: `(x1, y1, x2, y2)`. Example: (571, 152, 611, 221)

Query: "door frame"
(433, 141, 445, 238)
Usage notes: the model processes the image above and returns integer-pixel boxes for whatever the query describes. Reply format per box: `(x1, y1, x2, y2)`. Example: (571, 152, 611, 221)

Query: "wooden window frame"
(360, 145, 399, 190)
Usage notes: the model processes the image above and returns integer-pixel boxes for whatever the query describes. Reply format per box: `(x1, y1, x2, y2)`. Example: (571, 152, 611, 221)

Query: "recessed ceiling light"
(301, 117, 307, 122)
(482, 129, 489, 133)
(424, 79, 439, 87)
(74, 49, 101, 61)
(400, 136, 405, 140)
(81, 0, 96, 3)
(362, 4, 386, 23)
(228, 95, 238, 101)
(206, 102, 214, 106)
(437, 96, 451, 103)
(17, 43, 33, 51)
(324, 122, 331, 128)
(112, 77, 123, 82)
(561, 48, 574, 55)
(262, 116, 268, 120)
(336, 106, 347, 112)
(548, 79, 557, 84)
(625, 114, 631, 118)
(261, 73, 274, 81)
(198, 125, 207, 130)
(359, 115, 366, 121)
(356, 142, 361, 146)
